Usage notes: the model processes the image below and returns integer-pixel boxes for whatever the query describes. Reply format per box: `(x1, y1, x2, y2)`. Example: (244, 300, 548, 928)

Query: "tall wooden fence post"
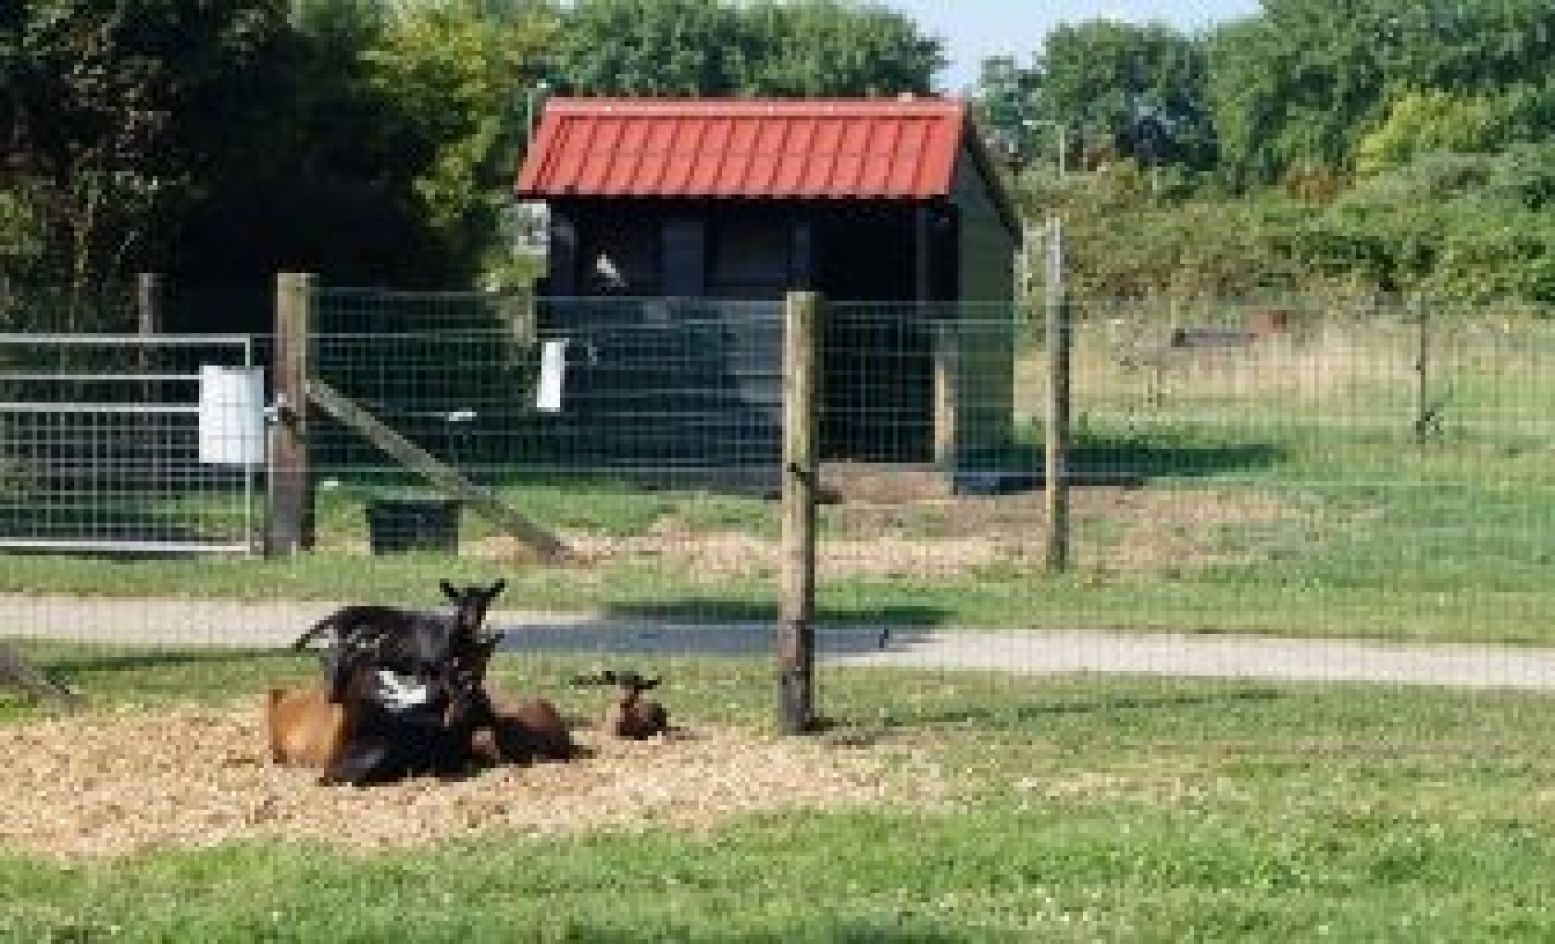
(266, 272, 316, 557)
(779, 290, 821, 735)
(1412, 295, 1432, 444)
(1043, 217, 1072, 573)
(135, 272, 164, 482)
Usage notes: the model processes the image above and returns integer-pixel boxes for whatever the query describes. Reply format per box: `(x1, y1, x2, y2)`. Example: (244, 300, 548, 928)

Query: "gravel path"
(6, 594, 1555, 691)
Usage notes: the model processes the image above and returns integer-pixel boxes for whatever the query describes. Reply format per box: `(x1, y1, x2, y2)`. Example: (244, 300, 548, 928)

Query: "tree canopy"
(9, 0, 1555, 309)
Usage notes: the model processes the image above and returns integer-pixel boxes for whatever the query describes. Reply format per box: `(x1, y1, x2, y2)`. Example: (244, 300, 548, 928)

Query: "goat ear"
(440, 580, 458, 601)
(488, 578, 507, 599)
(641, 677, 661, 691)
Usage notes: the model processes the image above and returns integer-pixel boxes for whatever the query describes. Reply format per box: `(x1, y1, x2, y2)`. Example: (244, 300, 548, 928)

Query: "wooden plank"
(306, 378, 570, 564)
(0, 641, 82, 707)
(265, 272, 315, 557)
(778, 290, 820, 735)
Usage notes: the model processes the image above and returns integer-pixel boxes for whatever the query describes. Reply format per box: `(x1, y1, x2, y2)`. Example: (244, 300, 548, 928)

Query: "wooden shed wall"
(950, 148, 1017, 460)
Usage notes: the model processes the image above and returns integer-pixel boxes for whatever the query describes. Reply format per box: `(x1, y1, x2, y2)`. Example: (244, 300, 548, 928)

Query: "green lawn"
(3, 646, 1555, 940)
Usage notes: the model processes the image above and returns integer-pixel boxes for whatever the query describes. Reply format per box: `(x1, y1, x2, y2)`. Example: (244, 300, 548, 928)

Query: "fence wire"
(3, 289, 1555, 723)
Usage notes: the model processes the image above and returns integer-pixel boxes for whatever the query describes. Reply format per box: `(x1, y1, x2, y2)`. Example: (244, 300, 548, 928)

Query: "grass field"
(3, 313, 1553, 646)
(3, 645, 1555, 940)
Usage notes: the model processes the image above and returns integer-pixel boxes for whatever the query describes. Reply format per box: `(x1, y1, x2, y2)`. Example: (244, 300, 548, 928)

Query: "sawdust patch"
(0, 703, 941, 861)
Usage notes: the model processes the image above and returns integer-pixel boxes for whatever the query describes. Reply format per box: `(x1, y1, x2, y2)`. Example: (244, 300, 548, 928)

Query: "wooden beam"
(778, 290, 820, 735)
(0, 642, 82, 707)
(306, 378, 571, 564)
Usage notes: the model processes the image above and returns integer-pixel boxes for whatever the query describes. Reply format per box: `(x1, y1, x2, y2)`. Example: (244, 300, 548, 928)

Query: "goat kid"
(575, 670, 671, 740)
(442, 630, 577, 766)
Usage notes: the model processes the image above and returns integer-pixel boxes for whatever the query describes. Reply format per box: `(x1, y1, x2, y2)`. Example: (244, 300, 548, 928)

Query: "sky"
(882, 0, 1264, 92)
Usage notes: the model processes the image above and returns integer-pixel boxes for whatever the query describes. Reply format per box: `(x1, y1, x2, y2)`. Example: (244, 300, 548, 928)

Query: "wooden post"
(266, 272, 315, 556)
(0, 642, 81, 707)
(1043, 218, 1072, 573)
(135, 272, 163, 481)
(933, 322, 959, 471)
(135, 272, 163, 337)
(779, 290, 820, 735)
(1412, 295, 1432, 444)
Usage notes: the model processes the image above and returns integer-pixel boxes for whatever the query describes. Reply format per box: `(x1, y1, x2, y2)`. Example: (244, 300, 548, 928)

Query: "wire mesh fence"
(3, 287, 1555, 714)
(0, 332, 263, 554)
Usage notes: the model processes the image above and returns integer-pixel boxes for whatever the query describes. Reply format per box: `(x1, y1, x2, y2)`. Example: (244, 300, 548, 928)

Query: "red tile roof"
(515, 97, 978, 202)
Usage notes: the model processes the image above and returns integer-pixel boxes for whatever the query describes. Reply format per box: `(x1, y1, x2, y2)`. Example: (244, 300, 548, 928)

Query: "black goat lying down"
(318, 631, 503, 787)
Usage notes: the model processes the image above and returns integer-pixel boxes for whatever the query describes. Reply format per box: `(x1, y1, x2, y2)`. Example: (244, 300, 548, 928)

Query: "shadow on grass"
(960, 440, 1286, 492)
(32, 647, 302, 676)
(912, 686, 1284, 725)
(495, 602, 949, 659)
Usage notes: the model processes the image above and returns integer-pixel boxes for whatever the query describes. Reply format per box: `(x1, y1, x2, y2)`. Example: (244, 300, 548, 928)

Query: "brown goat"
(265, 686, 345, 768)
(472, 694, 577, 765)
(597, 670, 669, 740)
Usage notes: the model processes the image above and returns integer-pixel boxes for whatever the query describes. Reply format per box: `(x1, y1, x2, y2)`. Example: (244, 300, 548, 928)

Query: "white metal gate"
(0, 333, 264, 554)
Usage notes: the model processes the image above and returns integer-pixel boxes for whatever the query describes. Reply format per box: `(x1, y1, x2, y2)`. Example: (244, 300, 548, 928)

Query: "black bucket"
(365, 498, 461, 555)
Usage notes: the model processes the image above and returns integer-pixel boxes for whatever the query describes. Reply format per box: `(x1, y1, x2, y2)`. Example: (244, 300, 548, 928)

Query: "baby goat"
(575, 670, 670, 740)
(448, 631, 576, 766)
(473, 696, 578, 765)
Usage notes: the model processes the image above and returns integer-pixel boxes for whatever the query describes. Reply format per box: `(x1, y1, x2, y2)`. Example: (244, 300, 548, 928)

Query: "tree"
(972, 56, 1043, 168)
(365, 0, 559, 282)
(553, 0, 942, 98)
(2, 0, 292, 323)
(731, 1, 943, 97)
(1034, 20, 1215, 173)
(1209, 0, 1555, 186)
(555, 0, 739, 95)
(1354, 90, 1506, 176)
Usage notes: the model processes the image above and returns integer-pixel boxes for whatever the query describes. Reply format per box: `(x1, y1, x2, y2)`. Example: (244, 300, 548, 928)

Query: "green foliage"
(553, 0, 942, 97)
(1209, 0, 1555, 186)
(975, 21, 1212, 174)
(1356, 90, 1508, 176)
(2, 0, 293, 314)
(365, 0, 558, 279)
(729, 1, 943, 97)
(555, 0, 736, 95)
(1039, 20, 1214, 171)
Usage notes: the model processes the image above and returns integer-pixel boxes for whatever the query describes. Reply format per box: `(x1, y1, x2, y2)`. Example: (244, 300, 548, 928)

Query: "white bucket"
(198, 365, 265, 465)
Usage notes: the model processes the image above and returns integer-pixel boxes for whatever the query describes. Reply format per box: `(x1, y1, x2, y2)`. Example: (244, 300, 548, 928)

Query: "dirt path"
(5, 594, 1555, 692)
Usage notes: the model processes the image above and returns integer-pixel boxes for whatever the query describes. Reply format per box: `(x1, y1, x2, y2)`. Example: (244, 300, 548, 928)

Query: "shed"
(515, 97, 1021, 468)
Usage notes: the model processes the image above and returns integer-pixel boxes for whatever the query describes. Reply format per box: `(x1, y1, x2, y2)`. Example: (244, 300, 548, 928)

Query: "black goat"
(292, 580, 507, 678)
(317, 631, 502, 787)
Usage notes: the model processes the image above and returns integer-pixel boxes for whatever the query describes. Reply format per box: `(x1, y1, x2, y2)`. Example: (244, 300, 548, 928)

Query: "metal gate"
(0, 333, 264, 554)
